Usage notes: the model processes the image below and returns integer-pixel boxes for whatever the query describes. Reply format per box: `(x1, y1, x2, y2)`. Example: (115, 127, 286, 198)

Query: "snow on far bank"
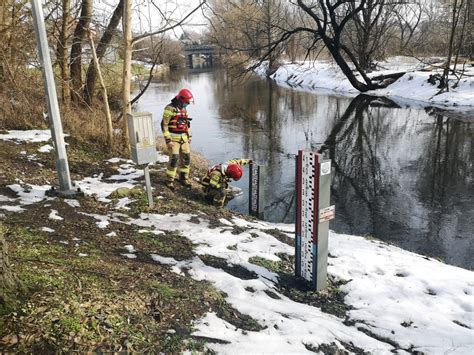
(131, 212, 474, 354)
(257, 58, 474, 109)
(0, 130, 52, 143)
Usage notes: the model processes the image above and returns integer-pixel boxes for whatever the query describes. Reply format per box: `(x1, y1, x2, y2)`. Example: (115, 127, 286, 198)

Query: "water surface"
(136, 69, 474, 270)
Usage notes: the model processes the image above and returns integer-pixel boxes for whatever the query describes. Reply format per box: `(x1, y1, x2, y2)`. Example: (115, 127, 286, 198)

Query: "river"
(136, 68, 474, 270)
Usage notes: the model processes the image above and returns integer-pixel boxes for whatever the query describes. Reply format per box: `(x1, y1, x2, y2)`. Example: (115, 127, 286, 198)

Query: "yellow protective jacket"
(202, 159, 251, 190)
(161, 102, 192, 143)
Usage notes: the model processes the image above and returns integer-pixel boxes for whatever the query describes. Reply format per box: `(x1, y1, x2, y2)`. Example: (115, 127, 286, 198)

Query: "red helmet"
(176, 89, 194, 105)
(226, 164, 243, 181)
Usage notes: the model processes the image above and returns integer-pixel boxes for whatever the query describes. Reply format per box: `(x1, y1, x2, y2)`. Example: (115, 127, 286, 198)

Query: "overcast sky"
(94, 0, 207, 38)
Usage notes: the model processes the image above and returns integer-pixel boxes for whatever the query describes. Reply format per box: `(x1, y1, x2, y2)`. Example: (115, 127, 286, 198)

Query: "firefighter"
(201, 159, 252, 207)
(161, 88, 194, 190)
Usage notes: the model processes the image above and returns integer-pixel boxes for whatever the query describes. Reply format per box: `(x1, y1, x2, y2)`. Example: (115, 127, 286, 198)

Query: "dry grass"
(0, 71, 48, 130)
(0, 67, 127, 155)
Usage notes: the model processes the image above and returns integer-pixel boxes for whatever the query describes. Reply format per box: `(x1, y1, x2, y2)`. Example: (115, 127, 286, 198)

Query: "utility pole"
(30, 0, 76, 194)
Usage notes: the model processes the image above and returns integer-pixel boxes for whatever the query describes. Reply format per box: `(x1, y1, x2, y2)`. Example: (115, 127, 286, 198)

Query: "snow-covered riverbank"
(256, 57, 474, 110)
(1, 130, 473, 353)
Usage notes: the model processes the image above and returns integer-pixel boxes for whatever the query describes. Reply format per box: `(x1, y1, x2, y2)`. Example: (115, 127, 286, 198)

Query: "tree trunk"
(0, 224, 21, 313)
(440, 0, 460, 93)
(83, 0, 124, 105)
(58, 0, 71, 105)
(70, 0, 92, 103)
(327, 41, 373, 92)
(88, 32, 113, 146)
(122, 0, 132, 146)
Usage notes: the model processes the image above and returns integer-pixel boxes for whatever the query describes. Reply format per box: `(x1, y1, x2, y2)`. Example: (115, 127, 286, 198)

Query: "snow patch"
(0, 205, 26, 212)
(0, 130, 52, 143)
(38, 144, 54, 153)
(64, 199, 81, 208)
(49, 209, 64, 221)
(7, 183, 51, 205)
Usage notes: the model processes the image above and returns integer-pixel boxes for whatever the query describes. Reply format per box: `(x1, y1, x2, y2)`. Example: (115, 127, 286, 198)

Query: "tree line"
(205, 0, 472, 92)
(0, 0, 205, 147)
(0, 0, 471, 147)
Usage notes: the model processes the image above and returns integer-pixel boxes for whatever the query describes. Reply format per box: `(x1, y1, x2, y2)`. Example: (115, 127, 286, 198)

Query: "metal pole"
(144, 166, 153, 208)
(31, 0, 74, 193)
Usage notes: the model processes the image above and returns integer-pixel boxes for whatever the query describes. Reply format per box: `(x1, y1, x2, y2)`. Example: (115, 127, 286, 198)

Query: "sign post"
(295, 151, 334, 291)
(127, 112, 157, 208)
(249, 162, 265, 220)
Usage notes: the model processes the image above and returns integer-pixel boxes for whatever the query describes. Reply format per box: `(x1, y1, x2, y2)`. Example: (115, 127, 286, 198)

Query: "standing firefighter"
(201, 159, 252, 207)
(161, 89, 194, 190)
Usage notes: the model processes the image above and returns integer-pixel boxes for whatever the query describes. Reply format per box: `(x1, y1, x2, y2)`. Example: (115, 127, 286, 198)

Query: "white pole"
(30, 0, 74, 192)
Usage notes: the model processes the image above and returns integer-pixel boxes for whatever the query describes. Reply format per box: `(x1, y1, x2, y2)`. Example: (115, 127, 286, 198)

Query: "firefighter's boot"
(179, 172, 192, 188)
(166, 180, 175, 191)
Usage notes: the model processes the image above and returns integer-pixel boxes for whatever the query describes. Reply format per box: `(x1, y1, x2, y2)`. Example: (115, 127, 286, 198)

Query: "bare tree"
(344, 0, 401, 71)
(69, 0, 92, 102)
(205, 0, 289, 74)
(392, 0, 422, 53)
(83, 0, 124, 105)
(207, 0, 403, 91)
(439, 0, 471, 93)
(57, 0, 72, 105)
(88, 31, 113, 145)
(121, 0, 206, 144)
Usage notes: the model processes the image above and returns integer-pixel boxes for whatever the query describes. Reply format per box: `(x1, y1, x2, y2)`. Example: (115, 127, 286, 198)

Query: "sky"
(94, 0, 207, 39)
(1, 128, 473, 354)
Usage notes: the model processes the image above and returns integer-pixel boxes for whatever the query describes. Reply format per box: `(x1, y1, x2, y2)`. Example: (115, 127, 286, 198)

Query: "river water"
(136, 69, 474, 270)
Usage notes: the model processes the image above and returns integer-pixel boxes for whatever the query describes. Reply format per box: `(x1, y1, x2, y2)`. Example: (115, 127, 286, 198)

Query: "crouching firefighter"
(161, 89, 194, 190)
(201, 159, 252, 207)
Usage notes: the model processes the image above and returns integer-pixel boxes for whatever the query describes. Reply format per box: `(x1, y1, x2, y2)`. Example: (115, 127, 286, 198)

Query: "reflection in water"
(136, 70, 473, 269)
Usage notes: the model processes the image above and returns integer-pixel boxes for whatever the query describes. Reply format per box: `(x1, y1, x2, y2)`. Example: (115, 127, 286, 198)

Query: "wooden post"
(88, 31, 113, 146)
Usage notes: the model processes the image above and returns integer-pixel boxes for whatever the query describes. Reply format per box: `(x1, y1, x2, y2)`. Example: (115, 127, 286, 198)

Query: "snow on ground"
(79, 212, 110, 228)
(130, 213, 474, 354)
(37, 144, 54, 153)
(64, 199, 80, 208)
(2, 130, 473, 353)
(48, 209, 64, 221)
(7, 183, 52, 205)
(257, 57, 474, 109)
(0, 205, 26, 212)
(0, 130, 52, 143)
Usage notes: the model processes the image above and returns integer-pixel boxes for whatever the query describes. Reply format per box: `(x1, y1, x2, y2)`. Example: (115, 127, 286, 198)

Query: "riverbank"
(0, 130, 473, 353)
(256, 57, 474, 110)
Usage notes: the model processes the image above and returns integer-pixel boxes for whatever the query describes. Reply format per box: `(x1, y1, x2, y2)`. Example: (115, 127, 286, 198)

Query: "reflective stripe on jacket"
(201, 159, 251, 189)
(161, 104, 192, 142)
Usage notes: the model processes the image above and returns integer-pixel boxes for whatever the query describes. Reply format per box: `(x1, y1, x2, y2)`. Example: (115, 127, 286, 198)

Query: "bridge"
(182, 44, 218, 68)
